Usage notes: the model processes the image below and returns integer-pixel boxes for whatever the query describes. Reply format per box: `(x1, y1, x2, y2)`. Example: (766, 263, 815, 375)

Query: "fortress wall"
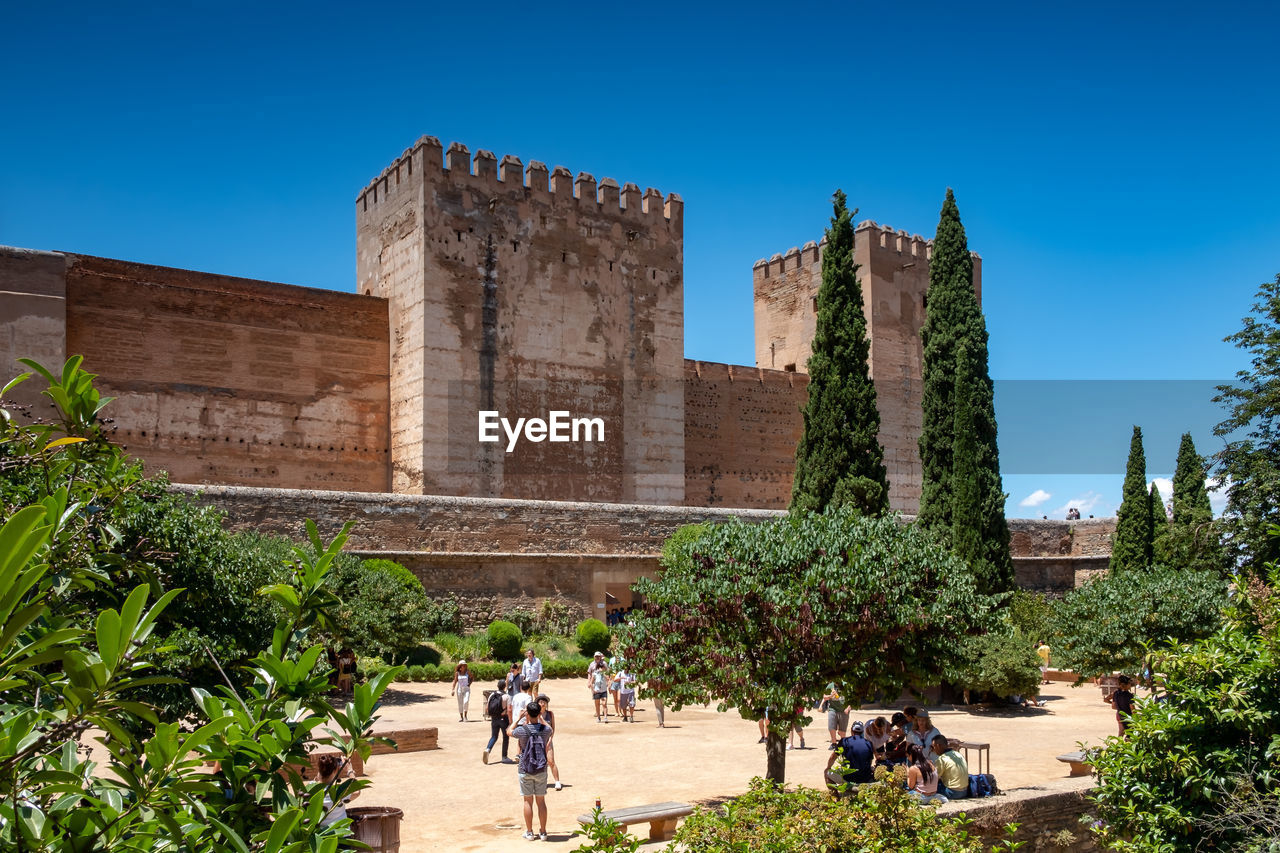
(357, 137, 685, 504)
(63, 255, 391, 491)
(682, 360, 807, 508)
(0, 247, 69, 412)
(1008, 517, 1116, 558)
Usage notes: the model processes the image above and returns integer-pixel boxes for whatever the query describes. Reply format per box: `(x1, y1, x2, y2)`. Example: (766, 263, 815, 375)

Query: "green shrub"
(545, 657, 591, 679)
(951, 628, 1042, 699)
(423, 596, 463, 635)
(506, 607, 538, 637)
(1051, 564, 1228, 680)
(402, 644, 442, 666)
(487, 620, 523, 660)
(1008, 589, 1056, 641)
(409, 665, 428, 682)
(576, 618, 611, 656)
(671, 773, 992, 852)
(327, 557, 434, 662)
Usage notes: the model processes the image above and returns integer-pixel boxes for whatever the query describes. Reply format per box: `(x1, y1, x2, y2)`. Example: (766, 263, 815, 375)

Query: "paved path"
(356, 676, 1118, 851)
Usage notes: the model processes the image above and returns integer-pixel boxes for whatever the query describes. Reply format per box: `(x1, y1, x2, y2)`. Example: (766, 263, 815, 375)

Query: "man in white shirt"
(522, 648, 543, 694)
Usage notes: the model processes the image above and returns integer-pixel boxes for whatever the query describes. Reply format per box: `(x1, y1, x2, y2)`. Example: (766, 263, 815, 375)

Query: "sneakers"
(757, 737, 766, 744)
(482, 748, 490, 765)
(829, 743, 839, 751)
(555, 781, 563, 791)
(539, 832, 548, 841)
(786, 743, 793, 750)
(522, 830, 536, 840)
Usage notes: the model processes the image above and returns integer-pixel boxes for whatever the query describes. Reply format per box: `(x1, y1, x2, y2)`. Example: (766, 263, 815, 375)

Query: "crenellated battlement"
(753, 217, 984, 279)
(686, 359, 808, 388)
(357, 136, 680, 224)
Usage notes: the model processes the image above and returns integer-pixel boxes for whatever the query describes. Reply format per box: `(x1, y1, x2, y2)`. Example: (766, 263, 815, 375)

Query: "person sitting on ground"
(864, 716, 891, 761)
(932, 731, 970, 799)
(825, 721, 875, 790)
(905, 743, 947, 804)
(883, 712, 911, 766)
(910, 708, 940, 752)
(315, 753, 359, 827)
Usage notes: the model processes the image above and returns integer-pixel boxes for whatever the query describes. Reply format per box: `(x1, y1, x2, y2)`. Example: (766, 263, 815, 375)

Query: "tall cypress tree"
(1110, 426, 1153, 572)
(1148, 482, 1168, 560)
(1157, 432, 1224, 572)
(918, 189, 974, 538)
(950, 341, 1014, 595)
(917, 189, 1012, 592)
(790, 190, 889, 515)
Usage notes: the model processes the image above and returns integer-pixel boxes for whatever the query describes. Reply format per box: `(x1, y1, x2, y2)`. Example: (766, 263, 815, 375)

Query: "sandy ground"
(356, 677, 1120, 852)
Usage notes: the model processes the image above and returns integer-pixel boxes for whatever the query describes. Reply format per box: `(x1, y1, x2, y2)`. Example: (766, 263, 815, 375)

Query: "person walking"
(483, 679, 511, 765)
(451, 661, 472, 722)
(822, 683, 848, 750)
(509, 701, 553, 841)
(1037, 641, 1052, 684)
(537, 693, 564, 791)
(522, 648, 543, 695)
(587, 652, 609, 723)
(1111, 675, 1135, 736)
(616, 667, 636, 722)
(607, 655, 623, 717)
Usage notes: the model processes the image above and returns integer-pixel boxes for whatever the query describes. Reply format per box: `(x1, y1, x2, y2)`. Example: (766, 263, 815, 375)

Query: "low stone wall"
(941, 777, 1097, 851)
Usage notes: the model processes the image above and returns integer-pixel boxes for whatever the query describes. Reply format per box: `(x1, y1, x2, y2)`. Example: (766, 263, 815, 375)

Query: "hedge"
(368, 656, 593, 684)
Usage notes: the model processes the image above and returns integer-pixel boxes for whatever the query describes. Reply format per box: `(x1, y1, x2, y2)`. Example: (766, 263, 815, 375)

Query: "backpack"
(967, 772, 997, 798)
(486, 691, 505, 719)
(518, 723, 549, 774)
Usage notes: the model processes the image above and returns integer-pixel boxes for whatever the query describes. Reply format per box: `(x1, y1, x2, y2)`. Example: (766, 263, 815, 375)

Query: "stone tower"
(752, 220, 983, 514)
(357, 137, 685, 503)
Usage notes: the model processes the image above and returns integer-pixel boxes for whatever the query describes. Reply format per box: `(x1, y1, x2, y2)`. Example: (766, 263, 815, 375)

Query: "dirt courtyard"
(355, 676, 1117, 851)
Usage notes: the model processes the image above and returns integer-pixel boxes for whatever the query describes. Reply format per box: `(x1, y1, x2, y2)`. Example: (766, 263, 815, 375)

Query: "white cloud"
(1019, 489, 1052, 508)
(1051, 491, 1108, 519)
(1149, 477, 1173, 498)
(1206, 476, 1230, 517)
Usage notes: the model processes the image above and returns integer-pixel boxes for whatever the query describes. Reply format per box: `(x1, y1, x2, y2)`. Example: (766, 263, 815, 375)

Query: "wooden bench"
(960, 741, 990, 776)
(577, 801, 694, 842)
(1057, 750, 1093, 777)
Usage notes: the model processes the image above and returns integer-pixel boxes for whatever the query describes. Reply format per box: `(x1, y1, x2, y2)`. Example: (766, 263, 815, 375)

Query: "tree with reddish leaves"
(616, 509, 994, 782)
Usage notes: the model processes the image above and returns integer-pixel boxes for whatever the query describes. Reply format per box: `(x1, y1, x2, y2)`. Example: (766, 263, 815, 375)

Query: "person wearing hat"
(908, 708, 940, 752)
(450, 660, 472, 722)
(825, 720, 874, 791)
(586, 652, 609, 723)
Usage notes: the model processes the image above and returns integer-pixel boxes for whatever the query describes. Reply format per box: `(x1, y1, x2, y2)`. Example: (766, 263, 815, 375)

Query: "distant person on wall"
(1111, 675, 1135, 736)
(451, 660, 472, 722)
(483, 679, 511, 765)
(522, 648, 543, 695)
(1037, 641, 1052, 684)
(587, 651, 609, 723)
(508, 701, 553, 841)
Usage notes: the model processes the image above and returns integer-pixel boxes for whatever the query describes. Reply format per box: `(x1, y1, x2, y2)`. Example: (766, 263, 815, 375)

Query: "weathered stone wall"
(942, 777, 1098, 851)
(1009, 517, 1116, 557)
(752, 220, 983, 515)
(683, 360, 807, 508)
(61, 254, 391, 491)
(0, 247, 69, 413)
(356, 137, 685, 504)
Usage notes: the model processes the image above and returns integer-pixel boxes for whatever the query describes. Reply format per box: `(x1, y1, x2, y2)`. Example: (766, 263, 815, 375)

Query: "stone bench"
(1056, 750, 1093, 777)
(577, 801, 694, 842)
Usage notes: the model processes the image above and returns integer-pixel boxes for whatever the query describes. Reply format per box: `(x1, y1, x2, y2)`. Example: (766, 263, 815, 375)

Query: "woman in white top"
(451, 661, 472, 721)
(316, 753, 360, 827)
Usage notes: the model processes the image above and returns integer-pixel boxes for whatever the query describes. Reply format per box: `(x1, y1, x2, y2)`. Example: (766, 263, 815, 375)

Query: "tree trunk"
(765, 729, 787, 783)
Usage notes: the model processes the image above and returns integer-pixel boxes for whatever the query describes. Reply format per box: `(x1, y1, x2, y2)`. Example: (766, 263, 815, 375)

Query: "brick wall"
(943, 778, 1098, 851)
(63, 254, 391, 492)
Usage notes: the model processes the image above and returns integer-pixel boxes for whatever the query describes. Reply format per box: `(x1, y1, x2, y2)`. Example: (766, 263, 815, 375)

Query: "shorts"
(592, 691, 607, 701)
(518, 769, 548, 796)
(827, 709, 849, 731)
(620, 692, 635, 709)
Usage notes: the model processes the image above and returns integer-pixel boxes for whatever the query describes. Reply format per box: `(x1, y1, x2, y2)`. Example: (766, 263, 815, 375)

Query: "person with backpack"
(508, 700, 553, 841)
(483, 679, 511, 765)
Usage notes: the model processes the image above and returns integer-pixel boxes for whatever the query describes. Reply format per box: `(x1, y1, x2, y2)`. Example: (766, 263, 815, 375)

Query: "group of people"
(584, 650, 665, 726)
(604, 607, 634, 627)
(822, 700, 973, 803)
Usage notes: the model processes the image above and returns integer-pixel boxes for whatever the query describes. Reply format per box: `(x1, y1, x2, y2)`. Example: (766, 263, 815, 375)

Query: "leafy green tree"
(1089, 539, 1280, 851)
(0, 359, 400, 850)
(918, 190, 1012, 595)
(951, 628, 1043, 701)
(618, 508, 994, 782)
(1050, 564, 1227, 681)
(1214, 273, 1280, 570)
(1111, 426, 1154, 572)
(1148, 481, 1169, 554)
(790, 190, 889, 515)
(327, 556, 441, 661)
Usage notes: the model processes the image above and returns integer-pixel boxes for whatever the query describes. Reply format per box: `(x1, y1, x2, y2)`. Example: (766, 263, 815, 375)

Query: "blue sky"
(3, 1, 1277, 517)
